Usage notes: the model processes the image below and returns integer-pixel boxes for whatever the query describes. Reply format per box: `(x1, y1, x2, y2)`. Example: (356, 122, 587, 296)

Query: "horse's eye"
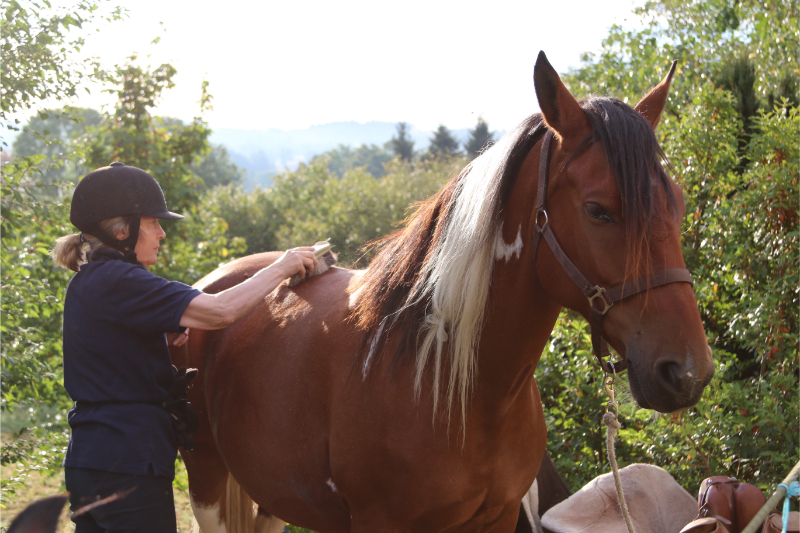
(585, 203, 614, 223)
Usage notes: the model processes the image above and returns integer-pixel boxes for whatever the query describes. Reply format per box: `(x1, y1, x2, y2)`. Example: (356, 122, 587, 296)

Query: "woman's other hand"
(172, 328, 190, 347)
(271, 247, 318, 280)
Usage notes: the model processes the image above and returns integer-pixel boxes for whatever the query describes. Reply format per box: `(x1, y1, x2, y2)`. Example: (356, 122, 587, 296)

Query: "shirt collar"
(88, 248, 126, 263)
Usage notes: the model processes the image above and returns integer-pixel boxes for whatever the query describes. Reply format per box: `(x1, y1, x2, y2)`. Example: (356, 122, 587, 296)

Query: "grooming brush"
(287, 239, 337, 287)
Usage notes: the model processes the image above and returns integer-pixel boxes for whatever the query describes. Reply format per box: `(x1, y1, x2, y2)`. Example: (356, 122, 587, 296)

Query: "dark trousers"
(65, 467, 176, 533)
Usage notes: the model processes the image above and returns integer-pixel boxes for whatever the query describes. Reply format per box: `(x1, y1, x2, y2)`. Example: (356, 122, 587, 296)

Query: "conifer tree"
(464, 117, 494, 158)
(428, 124, 460, 158)
(390, 122, 415, 161)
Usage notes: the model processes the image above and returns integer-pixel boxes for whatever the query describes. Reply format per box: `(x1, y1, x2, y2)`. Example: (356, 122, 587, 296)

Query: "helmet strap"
(85, 214, 142, 266)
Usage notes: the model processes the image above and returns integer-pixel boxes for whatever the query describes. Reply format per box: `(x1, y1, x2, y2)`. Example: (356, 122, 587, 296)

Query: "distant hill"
(5, 119, 487, 189)
(209, 121, 473, 188)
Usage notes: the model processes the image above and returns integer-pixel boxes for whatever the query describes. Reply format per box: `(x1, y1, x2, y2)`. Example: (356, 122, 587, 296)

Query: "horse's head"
(531, 52, 713, 412)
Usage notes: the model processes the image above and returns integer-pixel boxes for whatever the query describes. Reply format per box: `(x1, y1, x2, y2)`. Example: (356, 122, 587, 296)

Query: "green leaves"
(204, 156, 466, 267)
(0, 425, 70, 507)
(84, 58, 212, 213)
(0, 0, 125, 130)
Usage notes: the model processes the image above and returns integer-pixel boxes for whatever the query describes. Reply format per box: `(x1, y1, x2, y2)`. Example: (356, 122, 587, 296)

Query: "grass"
(1, 454, 196, 532)
(1, 407, 315, 532)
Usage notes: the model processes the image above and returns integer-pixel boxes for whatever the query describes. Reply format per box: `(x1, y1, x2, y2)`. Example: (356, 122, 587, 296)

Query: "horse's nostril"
(654, 359, 683, 394)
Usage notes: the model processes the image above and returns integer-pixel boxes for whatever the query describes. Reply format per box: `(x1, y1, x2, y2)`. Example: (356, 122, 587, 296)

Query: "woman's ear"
(114, 225, 130, 241)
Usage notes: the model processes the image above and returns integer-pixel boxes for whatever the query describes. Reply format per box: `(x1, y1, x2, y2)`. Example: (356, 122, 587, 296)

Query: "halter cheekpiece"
(532, 130, 694, 373)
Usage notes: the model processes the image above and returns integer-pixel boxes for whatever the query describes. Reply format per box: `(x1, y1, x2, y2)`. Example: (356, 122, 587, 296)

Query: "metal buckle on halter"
(535, 209, 549, 232)
(587, 285, 613, 315)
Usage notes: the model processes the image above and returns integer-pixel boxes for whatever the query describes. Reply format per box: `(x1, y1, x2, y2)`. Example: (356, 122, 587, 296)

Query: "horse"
(169, 51, 715, 533)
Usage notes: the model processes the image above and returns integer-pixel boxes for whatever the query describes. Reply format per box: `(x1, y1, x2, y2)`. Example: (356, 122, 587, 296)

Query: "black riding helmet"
(71, 162, 183, 262)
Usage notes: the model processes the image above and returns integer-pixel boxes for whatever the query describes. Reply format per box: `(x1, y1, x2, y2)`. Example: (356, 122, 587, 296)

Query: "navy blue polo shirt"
(62, 249, 201, 478)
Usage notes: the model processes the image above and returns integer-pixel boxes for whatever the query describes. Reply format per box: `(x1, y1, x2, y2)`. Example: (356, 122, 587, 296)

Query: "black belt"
(73, 367, 199, 450)
(75, 400, 163, 408)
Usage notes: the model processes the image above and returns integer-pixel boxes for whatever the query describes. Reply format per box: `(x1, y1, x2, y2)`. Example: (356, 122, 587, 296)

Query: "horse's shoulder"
(193, 252, 284, 294)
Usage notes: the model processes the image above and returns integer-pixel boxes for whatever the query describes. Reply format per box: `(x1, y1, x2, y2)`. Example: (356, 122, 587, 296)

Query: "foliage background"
(1, 0, 797, 530)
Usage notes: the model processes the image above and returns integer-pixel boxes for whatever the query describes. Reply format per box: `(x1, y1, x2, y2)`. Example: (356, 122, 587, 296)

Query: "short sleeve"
(108, 266, 202, 333)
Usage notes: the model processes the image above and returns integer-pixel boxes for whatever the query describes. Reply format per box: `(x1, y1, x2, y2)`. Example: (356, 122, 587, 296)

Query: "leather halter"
(532, 130, 694, 374)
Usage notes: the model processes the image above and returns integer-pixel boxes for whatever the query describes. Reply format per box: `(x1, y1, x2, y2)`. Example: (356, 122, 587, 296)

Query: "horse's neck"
(475, 146, 561, 413)
(477, 246, 562, 411)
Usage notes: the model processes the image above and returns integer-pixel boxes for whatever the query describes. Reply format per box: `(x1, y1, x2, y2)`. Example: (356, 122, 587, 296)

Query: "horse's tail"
(226, 474, 256, 533)
(225, 474, 287, 533)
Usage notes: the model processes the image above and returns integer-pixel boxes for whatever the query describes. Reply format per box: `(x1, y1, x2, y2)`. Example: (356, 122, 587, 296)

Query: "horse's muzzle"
(627, 345, 714, 413)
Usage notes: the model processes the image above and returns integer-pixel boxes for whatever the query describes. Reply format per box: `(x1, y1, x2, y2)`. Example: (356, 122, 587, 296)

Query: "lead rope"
(603, 372, 636, 533)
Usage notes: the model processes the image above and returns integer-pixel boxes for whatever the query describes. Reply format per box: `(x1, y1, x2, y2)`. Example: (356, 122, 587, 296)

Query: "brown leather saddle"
(681, 476, 767, 533)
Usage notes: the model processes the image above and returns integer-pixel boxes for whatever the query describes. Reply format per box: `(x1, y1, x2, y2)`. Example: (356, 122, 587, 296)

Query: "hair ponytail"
(52, 233, 86, 272)
(52, 215, 133, 272)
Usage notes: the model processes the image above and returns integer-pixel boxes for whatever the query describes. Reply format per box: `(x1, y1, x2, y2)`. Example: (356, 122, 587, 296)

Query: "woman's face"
(134, 215, 166, 267)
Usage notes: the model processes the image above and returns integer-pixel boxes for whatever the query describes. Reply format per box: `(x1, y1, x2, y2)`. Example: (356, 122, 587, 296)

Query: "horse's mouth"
(626, 356, 709, 413)
(626, 362, 652, 410)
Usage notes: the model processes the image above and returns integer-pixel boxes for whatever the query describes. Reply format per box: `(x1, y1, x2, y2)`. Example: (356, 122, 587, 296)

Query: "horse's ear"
(534, 51, 589, 141)
(635, 60, 677, 130)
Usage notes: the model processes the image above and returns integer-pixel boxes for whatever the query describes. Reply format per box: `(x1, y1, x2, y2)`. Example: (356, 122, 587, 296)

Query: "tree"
(428, 124, 460, 158)
(1, 0, 124, 137)
(390, 122, 414, 161)
(312, 143, 393, 178)
(563, 0, 798, 114)
(205, 154, 468, 265)
(1, 0, 124, 505)
(464, 117, 494, 158)
(193, 144, 245, 189)
(84, 55, 211, 212)
(12, 107, 102, 193)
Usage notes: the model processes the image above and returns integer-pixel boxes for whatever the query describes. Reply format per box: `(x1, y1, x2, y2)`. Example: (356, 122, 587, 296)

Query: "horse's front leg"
(181, 444, 230, 532)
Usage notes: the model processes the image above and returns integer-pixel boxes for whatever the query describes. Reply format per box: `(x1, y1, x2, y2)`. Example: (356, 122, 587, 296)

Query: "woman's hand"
(271, 247, 319, 280)
(173, 328, 190, 347)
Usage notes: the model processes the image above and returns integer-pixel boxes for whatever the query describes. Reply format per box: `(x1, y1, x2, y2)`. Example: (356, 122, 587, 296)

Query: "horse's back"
(193, 251, 285, 294)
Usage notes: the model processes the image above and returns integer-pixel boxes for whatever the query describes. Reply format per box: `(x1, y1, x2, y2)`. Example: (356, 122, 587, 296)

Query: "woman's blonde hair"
(52, 216, 133, 272)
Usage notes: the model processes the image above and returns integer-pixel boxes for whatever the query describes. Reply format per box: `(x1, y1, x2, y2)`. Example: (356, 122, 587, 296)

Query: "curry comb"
(287, 240, 337, 287)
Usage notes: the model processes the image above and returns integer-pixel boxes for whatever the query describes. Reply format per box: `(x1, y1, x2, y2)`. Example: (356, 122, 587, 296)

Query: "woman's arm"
(179, 247, 318, 330)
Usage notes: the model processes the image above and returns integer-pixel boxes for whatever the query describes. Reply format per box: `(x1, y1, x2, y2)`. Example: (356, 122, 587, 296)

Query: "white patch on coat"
(495, 223, 523, 262)
(189, 496, 226, 533)
(326, 478, 338, 492)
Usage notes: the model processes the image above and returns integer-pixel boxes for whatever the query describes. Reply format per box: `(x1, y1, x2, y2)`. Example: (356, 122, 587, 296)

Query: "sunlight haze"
(64, 0, 640, 132)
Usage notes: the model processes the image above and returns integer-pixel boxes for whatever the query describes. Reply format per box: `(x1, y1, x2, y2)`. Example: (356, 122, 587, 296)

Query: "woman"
(52, 162, 317, 532)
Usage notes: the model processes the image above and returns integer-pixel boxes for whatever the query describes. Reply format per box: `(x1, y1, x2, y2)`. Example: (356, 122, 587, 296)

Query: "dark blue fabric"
(63, 249, 201, 478)
(66, 467, 176, 533)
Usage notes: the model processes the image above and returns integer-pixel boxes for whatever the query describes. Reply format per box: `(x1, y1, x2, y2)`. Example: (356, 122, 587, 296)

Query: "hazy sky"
(55, 0, 642, 132)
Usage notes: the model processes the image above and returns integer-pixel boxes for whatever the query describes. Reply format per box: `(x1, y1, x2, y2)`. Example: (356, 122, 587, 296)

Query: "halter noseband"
(532, 130, 694, 374)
